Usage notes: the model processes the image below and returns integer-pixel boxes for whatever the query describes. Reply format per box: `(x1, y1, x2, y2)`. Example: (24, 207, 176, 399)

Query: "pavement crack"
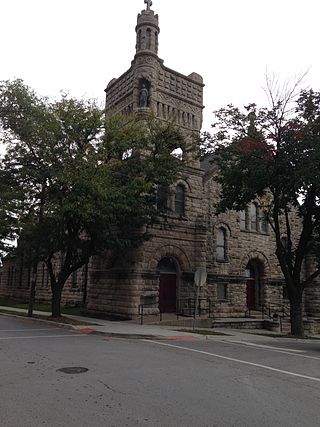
(98, 380, 126, 395)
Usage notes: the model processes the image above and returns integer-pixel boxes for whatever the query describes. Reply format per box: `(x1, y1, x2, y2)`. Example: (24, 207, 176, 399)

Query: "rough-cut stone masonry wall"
(105, 68, 134, 116)
(105, 56, 203, 134)
(0, 256, 85, 307)
(85, 166, 207, 318)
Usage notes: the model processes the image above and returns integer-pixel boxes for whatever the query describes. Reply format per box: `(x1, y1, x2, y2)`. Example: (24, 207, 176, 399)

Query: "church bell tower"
(105, 0, 204, 157)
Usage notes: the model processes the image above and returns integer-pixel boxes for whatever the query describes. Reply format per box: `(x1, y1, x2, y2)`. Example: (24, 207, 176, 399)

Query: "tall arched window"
(157, 184, 168, 211)
(250, 203, 258, 231)
(261, 211, 268, 233)
(146, 28, 151, 49)
(216, 228, 226, 261)
(240, 209, 247, 230)
(175, 184, 185, 216)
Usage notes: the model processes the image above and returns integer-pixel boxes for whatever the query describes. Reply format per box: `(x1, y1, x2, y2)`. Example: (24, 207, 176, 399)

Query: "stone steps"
(212, 319, 272, 330)
(136, 315, 276, 330)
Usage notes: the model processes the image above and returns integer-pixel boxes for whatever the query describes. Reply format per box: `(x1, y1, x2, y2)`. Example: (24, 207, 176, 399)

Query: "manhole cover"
(57, 367, 88, 374)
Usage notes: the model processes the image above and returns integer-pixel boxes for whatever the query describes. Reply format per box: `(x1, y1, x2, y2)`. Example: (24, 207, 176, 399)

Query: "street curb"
(85, 330, 165, 340)
(0, 310, 88, 331)
(82, 330, 200, 340)
(0, 310, 195, 340)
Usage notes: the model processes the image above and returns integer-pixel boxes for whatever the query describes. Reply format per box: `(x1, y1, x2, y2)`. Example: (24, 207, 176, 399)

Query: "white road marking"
(0, 328, 60, 332)
(226, 340, 304, 352)
(145, 340, 320, 383)
(227, 340, 304, 352)
(0, 334, 87, 340)
(219, 339, 320, 361)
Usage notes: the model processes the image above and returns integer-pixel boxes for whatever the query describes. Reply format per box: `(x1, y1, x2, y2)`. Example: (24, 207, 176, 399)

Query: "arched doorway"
(157, 257, 178, 313)
(245, 260, 263, 310)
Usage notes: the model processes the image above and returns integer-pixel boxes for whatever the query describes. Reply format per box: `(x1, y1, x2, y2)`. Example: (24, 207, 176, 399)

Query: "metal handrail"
(138, 298, 215, 325)
(259, 302, 291, 332)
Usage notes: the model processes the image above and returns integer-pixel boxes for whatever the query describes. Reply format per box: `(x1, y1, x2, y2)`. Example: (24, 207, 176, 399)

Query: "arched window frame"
(174, 183, 186, 217)
(240, 203, 270, 234)
(216, 227, 228, 262)
(260, 211, 268, 233)
(240, 209, 248, 230)
(156, 183, 169, 212)
(249, 203, 259, 232)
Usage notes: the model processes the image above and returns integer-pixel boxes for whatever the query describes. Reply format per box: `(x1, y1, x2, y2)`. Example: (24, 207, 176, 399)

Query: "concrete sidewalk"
(1, 305, 319, 341)
(0, 305, 202, 339)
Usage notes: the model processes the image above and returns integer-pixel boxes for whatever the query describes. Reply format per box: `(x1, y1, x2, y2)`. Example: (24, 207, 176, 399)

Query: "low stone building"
(1, 1, 320, 322)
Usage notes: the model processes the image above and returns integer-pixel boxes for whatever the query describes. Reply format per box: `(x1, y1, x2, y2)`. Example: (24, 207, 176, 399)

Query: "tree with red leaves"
(204, 84, 320, 337)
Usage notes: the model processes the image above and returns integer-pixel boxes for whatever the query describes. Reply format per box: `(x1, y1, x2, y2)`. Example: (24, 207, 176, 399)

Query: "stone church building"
(1, 1, 320, 321)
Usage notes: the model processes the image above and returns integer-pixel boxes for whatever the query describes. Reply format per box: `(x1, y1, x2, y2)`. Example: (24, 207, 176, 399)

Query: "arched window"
(156, 184, 168, 211)
(146, 28, 151, 49)
(261, 211, 268, 233)
(175, 184, 185, 216)
(216, 228, 226, 261)
(240, 209, 247, 230)
(250, 203, 258, 231)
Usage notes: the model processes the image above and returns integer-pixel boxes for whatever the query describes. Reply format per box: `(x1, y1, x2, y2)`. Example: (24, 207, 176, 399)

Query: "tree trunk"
(27, 262, 38, 317)
(51, 285, 63, 318)
(82, 263, 88, 307)
(290, 295, 304, 337)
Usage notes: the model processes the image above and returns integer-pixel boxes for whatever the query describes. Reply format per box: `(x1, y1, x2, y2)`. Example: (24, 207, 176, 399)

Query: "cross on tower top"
(144, 0, 153, 11)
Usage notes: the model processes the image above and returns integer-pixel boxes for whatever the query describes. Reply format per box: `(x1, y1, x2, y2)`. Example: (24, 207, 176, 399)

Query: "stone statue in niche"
(139, 83, 149, 107)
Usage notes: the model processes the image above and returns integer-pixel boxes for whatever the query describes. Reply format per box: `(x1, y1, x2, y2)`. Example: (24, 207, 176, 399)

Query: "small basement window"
(217, 283, 228, 301)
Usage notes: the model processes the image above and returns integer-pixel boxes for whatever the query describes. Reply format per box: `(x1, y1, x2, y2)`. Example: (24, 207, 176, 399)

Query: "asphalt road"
(1, 315, 320, 427)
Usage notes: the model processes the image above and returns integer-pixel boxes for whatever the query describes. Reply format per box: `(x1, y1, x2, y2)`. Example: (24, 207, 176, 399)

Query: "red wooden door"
(159, 273, 176, 313)
(246, 279, 255, 310)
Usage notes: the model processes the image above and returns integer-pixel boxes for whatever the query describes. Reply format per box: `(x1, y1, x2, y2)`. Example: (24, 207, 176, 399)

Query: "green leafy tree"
(0, 79, 184, 317)
(205, 83, 320, 337)
(0, 171, 19, 259)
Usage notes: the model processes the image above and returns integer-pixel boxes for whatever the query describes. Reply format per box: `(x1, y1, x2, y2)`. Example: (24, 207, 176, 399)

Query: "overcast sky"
(1, 0, 320, 132)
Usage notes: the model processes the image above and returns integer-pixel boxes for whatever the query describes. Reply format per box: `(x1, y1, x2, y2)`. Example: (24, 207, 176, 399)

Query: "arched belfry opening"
(245, 260, 264, 310)
(157, 257, 178, 313)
